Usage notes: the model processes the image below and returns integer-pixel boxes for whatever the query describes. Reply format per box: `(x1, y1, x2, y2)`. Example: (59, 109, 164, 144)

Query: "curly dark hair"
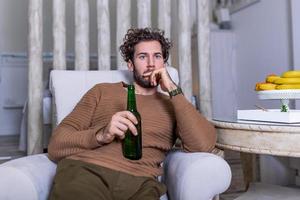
(119, 28, 172, 63)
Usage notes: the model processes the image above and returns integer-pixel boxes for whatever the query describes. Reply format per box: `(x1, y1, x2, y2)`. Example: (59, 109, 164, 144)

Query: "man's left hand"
(143, 68, 178, 92)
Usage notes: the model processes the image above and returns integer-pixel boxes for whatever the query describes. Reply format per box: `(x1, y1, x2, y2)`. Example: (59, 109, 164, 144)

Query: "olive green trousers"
(48, 159, 166, 200)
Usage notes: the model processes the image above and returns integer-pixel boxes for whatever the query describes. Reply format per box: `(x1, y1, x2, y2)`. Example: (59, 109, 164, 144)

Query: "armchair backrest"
(50, 67, 179, 125)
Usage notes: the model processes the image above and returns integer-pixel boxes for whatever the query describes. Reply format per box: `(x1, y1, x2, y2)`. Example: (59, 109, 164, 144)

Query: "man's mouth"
(142, 71, 153, 77)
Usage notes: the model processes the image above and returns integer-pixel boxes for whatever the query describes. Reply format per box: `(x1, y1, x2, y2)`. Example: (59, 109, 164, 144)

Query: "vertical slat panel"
(178, 0, 192, 101)
(137, 0, 151, 28)
(197, 0, 212, 118)
(97, 0, 111, 70)
(116, 0, 131, 68)
(53, 0, 66, 69)
(158, 0, 171, 65)
(28, 0, 43, 155)
(75, 0, 89, 70)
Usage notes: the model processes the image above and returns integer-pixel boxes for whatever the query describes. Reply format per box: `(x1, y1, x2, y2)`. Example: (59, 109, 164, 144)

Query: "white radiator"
(0, 55, 27, 136)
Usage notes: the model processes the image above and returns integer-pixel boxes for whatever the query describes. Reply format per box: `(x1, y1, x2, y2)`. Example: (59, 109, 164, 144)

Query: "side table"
(212, 120, 300, 199)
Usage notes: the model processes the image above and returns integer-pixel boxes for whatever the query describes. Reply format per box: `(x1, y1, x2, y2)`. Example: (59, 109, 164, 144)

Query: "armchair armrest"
(0, 154, 57, 200)
(163, 151, 231, 200)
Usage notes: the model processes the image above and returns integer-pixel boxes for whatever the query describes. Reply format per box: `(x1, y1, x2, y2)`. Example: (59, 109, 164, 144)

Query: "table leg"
(240, 152, 258, 189)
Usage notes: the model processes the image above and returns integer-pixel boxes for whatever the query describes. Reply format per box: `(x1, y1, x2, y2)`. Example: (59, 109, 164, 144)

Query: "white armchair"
(0, 68, 231, 200)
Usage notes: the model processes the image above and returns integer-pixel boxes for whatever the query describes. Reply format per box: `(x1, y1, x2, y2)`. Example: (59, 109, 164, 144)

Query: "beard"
(133, 70, 155, 88)
(132, 65, 156, 89)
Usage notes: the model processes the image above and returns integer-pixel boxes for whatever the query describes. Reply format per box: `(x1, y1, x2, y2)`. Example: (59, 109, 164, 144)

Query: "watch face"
(169, 87, 182, 97)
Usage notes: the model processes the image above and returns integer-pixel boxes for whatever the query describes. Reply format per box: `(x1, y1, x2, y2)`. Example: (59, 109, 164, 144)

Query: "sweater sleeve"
(171, 94, 216, 152)
(48, 85, 104, 162)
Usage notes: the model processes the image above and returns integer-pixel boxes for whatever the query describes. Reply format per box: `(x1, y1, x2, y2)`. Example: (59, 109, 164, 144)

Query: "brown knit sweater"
(48, 82, 216, 178)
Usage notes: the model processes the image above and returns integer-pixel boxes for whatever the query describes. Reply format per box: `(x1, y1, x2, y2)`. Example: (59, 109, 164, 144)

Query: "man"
(48, 28, 216, 200)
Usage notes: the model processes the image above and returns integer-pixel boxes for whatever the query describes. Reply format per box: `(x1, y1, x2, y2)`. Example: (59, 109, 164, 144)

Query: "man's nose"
(148, 57, 154, 67)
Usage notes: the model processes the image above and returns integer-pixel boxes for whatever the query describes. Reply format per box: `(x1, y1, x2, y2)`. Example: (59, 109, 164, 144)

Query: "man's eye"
(139, 55, 145, 59)
(155, 54, 162, 59)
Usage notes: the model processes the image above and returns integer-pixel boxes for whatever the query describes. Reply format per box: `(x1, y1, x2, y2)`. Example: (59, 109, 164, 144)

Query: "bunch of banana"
(276, 70, 300, 90)
(276, 84, 300, 89)
(266, 74, 280, 83)
(255, 82, 276, 91)
(281, 70, 300, 78)
(255, 74, 279, 91)
(255, 70, 300, 91)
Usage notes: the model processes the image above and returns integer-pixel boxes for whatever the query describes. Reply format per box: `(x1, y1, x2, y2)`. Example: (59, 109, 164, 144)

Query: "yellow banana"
(265, 74, 280, 83)
(274, 77, 300, 85)
(276, 84, 300, 90)
(255, 82, 262, 91)
(281, 70, 300, 78)
(255, 82, 276, 91)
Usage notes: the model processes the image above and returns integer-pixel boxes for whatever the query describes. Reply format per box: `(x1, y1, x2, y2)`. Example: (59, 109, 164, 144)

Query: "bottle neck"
(127, 85, 137, 111)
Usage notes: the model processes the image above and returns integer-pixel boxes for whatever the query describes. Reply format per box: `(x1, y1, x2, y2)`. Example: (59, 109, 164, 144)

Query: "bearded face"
(127, 41, 165, 89)
(133, 65, 156, 88)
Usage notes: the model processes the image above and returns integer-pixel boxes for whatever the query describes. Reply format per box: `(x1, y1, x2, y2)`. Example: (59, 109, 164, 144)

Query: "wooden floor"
(0, 136, 245, 199)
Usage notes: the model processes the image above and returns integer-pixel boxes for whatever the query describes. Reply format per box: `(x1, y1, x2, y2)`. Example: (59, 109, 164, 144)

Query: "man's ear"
(127, 60, 134, 72)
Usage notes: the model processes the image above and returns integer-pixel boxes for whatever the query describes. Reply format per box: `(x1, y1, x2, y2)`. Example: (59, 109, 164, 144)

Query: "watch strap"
(168, 87, 183, 98)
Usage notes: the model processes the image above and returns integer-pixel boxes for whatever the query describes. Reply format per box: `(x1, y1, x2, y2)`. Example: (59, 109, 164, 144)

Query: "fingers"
(119, 111, 138, 125)
(143, 71, 152, 77)
(145, 70, 160, 86)
(150, 71, 161, 86)
(105, 126, 125, 140)
(99, 111, 139, 144)
(119, 118, 138, 135)
(112, 128, 126, 140)
(110, 111, 138, 137)
(115, 121, 128, 132)
(146, 68, 177, 92)
(144, 68, 170, 87)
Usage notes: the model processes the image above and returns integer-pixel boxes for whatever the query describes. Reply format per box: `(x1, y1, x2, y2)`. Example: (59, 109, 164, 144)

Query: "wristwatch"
(168, 87, 183, 98)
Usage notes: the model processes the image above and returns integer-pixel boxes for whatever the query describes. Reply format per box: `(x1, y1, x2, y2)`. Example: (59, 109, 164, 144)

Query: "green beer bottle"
(122, 84, 142, 160)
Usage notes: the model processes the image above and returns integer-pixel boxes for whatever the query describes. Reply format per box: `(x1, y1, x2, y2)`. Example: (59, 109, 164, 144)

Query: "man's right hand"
(96, 111, 138, 145)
